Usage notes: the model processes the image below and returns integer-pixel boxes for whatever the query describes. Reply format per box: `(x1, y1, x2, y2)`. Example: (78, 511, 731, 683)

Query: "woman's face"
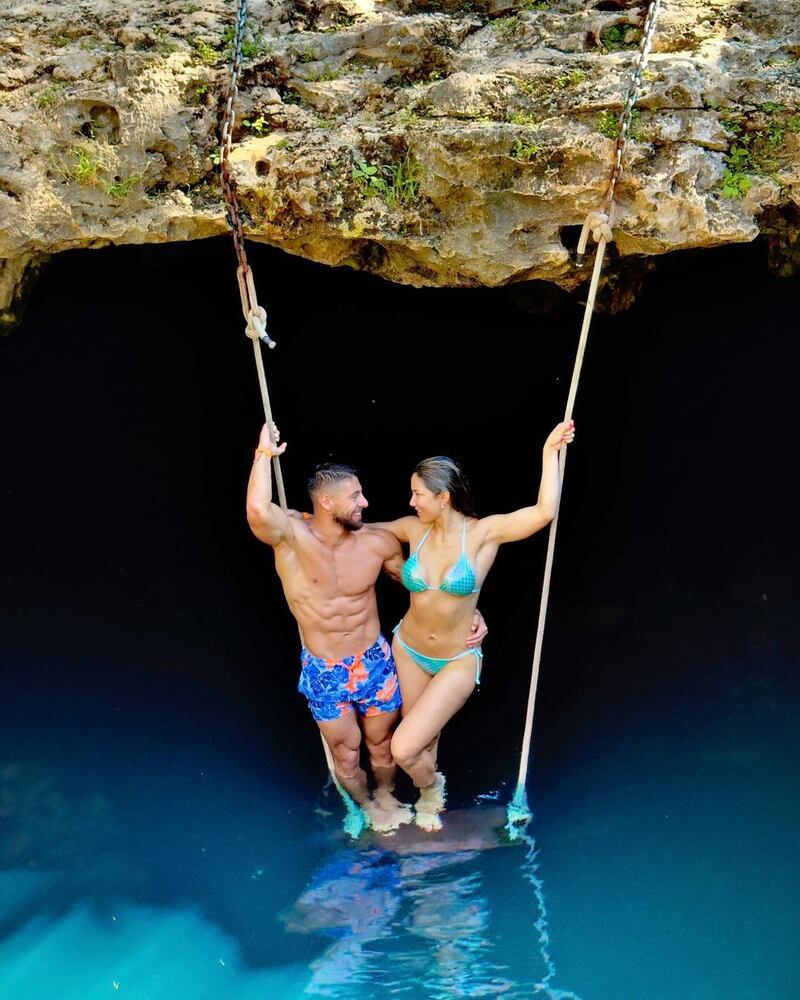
(409, 474, 441, 522)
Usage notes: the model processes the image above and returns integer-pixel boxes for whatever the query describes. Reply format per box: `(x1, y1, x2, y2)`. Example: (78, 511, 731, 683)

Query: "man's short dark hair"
(307, 463, 359, 499)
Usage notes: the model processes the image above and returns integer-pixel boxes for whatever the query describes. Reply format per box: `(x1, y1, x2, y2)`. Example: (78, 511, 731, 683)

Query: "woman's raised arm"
(482, 420, 575, 545)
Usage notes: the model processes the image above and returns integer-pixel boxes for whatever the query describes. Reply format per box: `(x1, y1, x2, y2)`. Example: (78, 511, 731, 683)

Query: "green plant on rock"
(523, 0, 551, 10)
(352, 154, 421, 208)
(554, 69, 585, 88)
(628, 109, 644, 140)
(598, 110, 619, 138)
(720, 157, 753, 198)
(241, 39, 268, 58)
(242, 115, 268, 135)
(38, 82, 66, 108)
(106, 174, 142, 199)
(194, 38, 221, 66)
(510, 138, 541, 161)
(599, 24, 642, 52)
(72, 146, 102, 186)
(598, 109, 641, 140)
(717, 115, 792, 198)
(154, 26, 181, 55)
(307, 66, 341, 82)
(508, 111, 537, 126)
(518, 77, 547, 100)
(491, 17, 518, 42)
(397, 108, 420, 125)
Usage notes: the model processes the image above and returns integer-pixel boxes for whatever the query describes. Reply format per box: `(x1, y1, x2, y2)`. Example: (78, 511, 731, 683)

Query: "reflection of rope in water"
(518, 830, 583, 1000)
(288, 805, 583, 999)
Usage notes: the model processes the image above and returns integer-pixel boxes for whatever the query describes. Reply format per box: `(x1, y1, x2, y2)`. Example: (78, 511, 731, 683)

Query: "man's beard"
(333, 512, 363, 532)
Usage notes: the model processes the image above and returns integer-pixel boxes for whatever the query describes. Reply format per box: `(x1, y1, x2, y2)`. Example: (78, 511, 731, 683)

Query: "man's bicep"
(382, 549, 405, 583)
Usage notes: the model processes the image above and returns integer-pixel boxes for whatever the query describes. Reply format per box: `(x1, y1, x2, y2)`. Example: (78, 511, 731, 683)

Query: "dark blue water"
(1, 238, 798, 999)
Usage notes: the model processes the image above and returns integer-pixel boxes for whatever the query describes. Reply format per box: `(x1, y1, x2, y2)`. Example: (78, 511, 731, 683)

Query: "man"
(245, 422, 485, 833)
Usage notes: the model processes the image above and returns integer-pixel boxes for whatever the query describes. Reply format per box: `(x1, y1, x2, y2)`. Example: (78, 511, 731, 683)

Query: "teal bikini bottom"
(392, 622, 482, 685)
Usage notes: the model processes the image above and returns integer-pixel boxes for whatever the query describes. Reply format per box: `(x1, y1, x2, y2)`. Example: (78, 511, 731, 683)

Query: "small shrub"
(510, 138, 541, 161)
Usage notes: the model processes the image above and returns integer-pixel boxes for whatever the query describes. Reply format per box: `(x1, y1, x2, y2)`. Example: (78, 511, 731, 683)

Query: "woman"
(375, 420, 575, 831)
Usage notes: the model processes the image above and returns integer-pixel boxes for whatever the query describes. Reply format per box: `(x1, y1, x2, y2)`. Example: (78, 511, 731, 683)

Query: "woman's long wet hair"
(413, 456, 478, 518)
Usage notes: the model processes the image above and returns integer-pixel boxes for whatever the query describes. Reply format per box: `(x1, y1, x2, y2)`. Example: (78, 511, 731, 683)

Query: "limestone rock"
(1, 0, 800, 324)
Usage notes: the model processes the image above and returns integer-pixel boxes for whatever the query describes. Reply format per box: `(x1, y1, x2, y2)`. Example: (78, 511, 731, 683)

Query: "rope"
(220, 0, 368, 836)
(507, 0, 662, 832)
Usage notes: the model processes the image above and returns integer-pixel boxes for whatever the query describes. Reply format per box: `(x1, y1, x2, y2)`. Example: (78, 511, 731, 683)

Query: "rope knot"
(576, 206, 616, 262)
(245, 306, 276, 348)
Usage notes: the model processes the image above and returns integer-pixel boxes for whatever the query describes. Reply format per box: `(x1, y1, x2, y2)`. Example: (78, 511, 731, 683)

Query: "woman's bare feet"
(414, 772, 446, 832)
(364, 789, 414, 833)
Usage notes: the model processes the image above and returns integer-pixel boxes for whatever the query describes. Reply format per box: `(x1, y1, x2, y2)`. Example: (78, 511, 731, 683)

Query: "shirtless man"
(245, 423, 485, 833)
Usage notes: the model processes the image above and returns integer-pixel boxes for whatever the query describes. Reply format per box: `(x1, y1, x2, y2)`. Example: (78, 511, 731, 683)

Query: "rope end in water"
(339, 789, 371, 839)
(506, 783, 532, 838)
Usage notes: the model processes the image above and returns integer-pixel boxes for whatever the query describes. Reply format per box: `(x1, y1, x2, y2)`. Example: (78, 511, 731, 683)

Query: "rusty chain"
(219, 0, 274, 349)
(219, 0, 287, 508)
(577, 0, 663, 261)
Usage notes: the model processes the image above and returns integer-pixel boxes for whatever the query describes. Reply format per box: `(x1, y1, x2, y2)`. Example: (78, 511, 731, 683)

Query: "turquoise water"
(1, 238, 798, 998)
(1, 647, 797, 999)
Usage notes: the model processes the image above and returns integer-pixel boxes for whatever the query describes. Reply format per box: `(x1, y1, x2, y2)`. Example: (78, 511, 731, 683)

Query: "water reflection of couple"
(283, 810, 581, 999)
(247, 421, 574, 833)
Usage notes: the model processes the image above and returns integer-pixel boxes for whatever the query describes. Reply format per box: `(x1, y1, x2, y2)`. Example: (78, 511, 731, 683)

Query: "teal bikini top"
(401, 518, 480, 597)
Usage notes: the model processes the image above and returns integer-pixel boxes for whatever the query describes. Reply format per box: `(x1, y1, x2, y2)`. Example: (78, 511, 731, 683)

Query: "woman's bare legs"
(391, 640, 477, 830)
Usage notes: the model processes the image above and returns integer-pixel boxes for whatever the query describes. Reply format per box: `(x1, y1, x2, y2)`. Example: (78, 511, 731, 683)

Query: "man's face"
(330, 477, 368, 531)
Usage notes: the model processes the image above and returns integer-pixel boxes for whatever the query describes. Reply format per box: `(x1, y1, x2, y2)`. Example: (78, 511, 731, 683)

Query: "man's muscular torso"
(273, 519, 403, 659)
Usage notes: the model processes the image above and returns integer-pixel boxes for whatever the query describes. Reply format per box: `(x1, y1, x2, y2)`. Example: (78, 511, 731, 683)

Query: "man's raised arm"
(246, 423, 292, 547)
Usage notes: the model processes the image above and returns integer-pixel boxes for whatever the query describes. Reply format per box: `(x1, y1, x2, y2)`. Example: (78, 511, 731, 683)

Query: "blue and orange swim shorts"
(298, 633, 402, 723)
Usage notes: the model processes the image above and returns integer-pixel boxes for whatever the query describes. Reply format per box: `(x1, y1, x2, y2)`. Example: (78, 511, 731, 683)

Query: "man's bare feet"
(414, 772, 446, 833)
(373, 788, 414, 832)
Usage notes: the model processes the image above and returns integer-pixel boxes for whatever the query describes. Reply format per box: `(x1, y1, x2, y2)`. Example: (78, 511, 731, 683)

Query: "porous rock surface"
(1, 0, 799, 325)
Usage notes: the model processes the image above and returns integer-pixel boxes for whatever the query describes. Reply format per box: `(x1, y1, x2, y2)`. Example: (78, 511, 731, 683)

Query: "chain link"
(577, 0, 662, 261)
(219, 0, 275, 348)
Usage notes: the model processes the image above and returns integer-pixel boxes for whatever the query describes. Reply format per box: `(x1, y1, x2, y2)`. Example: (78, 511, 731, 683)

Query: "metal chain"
(218, 2, 362, 826)
(509, 0, 663, 828)
(219, 0, 288, 510)
(219, 0, 275, 351)
(577, 0, 663, 261)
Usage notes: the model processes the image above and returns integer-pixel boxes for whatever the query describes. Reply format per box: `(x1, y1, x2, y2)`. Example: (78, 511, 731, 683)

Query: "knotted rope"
(507, 0, 663, 835)
(220, 0, 368, 837)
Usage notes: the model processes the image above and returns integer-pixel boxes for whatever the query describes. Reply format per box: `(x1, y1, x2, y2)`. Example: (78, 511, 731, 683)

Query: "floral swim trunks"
(298, 633, 402, 723)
